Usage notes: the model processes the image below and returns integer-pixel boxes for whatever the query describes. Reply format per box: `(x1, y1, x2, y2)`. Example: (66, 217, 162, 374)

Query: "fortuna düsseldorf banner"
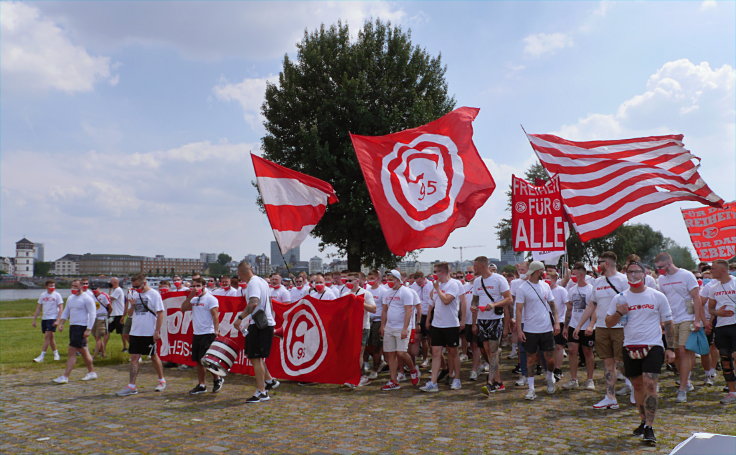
(350, 107, 496, 256)
(512, 174, 566, 252)
(158, 292, 364, 385)
(680, 202, 736, 261)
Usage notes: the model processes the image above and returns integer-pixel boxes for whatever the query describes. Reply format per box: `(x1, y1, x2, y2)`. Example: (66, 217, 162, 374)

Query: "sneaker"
(155, 380, 167, 392)
(81, 372, 98, 381)
(381, 381, 400, 391)
(258, 391, 270, 402)
(53, 352, 61, 361)
(687, 382, 695, 392)
(562, 379, 579, 390)
(367, 371, 378, 380)
(116, 385, 138, 396)
(378, 361, 388, 373)
(512, 365, 521, 375)
(617, 371, 627, 381)
(704, 375, 715, 386)
(34, 354, 45, 363)
(189, 384, 207, 395)
(469, 370, 478, 381)
(507, 350, 518, 359)
(616, 385, 631, 396)
(535, 365, 543, 376)
(676, 390, 687, 403)
(632, 421, 646, 437)
(245, 394, 262, 403)
(177, 364, 191, 370)
(265, 379, 280, 390)
(642, 426, 656, 445)
(419, 381, 439, 393)
(515, 376, 527, 387)
(584, 379, 596, 390)
(553, 371, 563, 383)
(396, 372, 406, 382)
(343, 382, 356, 389)
(52, 375, 68, 384)
(525, 389, 537, 400)
(450, 378, 462, 390)
(546, 378, 556, 394)
(593, 396, 619, 409)
(459, 353, 469, 362)
(363, 361, 371, 372)
(420, 358, 431, 368)
(481, 362, 490, 373)
(720, 393, 736, 404)
(212, 378, 224, 393)
(493, 382, 506, 392)
(410, 368, 420, 386)
(358, 376, 370, 387)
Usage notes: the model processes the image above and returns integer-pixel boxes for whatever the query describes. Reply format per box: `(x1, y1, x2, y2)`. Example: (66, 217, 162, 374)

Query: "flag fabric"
(526, 133, 724, 242)
(159, 292, 364, 386)
(350, 107, 495, 256)
(252, 154, 338, 254)
(681, 202, 736, 261)
(511, 174, 567, 252)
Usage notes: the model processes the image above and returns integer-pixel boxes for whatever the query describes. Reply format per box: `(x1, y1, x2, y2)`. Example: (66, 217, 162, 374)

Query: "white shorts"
(383, 328, 409, 353)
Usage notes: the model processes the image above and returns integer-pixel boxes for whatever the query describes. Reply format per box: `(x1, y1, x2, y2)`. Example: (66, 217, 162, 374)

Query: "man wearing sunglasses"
(182, 277, 221, 394)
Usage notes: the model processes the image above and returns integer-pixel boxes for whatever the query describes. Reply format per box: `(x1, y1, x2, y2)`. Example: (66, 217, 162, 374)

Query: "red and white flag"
(681, 202, 736, 261)
(350, 107, 495, 256)
(252, 154, 338, 254)
(526, 133, 724, 242)
(511, 174, 567, 252)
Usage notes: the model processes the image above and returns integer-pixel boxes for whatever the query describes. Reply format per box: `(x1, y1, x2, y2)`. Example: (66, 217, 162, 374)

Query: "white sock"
(528, 376, 535, 389)
(546, 371, 554, 382)
(624, 377, 632, 388)
(39, 352, 45, 357)
(709, 369, 716, 377)
(128, 383, 136, 389)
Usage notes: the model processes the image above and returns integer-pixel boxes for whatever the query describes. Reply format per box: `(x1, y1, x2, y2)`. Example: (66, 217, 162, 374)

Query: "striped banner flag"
(251, 154, 338, 254)
(525, 133, 724, 242)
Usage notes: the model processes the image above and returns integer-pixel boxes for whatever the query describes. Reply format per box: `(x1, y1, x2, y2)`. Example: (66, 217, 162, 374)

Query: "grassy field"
(0, 299, 38, 318)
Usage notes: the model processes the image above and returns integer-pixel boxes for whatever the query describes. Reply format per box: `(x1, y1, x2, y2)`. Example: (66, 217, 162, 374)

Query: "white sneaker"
(592, 396, 619, 409)
(155, 380, 167, 392)
(367, 371, 378, 380)
(616, 385, 631, 396)
(515, 376, 527, 387)
(507, 351, 518, 360)
(562, 379, 579, 390)
(459, 354, 468, 362)
(419, 381, 439, 393)
(676, 390, 688, 403)
(584, 379, 596, 390)
(546, 378, 556, 394)
(363, 361, 370, 373)
(81, 372, 98, 381)
(53, 351, 61, 361)
(52, 375, 68, 384)
(704, 375, 715, 386)
(420, 359, 431, 369)
(450, 378, 462, 390)
(34, 354, 45, 363)
(525, 389, 537, 400)
(358, 376, 370, 387)
(396, 372, 406, 382)
(687, 382, 695, 392)
(617, 372, 627, 381)
(469, 370, 478, 381)
(481, 362, 490, 373)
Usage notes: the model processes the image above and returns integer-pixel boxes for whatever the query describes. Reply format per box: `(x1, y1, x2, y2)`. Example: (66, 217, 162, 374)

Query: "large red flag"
(159, 292, 364, 385)
(511, 175, 566, 252)
(681, 202, 736, 262)
(350, 107, 495, 256)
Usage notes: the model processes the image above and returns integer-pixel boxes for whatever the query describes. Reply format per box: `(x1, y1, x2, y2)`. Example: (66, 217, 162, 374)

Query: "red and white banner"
(158, 292, 364, 385)
(350, 107, 495, 256)
(681, 202, 736, 261)
(512, 175, 566, 252)
(526, 133, 724, 242)
(252, 154, 338, 254)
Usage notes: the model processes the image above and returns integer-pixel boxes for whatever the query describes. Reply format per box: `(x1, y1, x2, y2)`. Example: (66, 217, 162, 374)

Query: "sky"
(2, 0, 735, 265)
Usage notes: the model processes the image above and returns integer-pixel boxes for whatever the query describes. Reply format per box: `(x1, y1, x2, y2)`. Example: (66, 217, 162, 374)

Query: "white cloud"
(700, 0, 717, 11)
(522, 32, 574, 58)
(0, 2, 116, 93)
(213, 75, 279, 130)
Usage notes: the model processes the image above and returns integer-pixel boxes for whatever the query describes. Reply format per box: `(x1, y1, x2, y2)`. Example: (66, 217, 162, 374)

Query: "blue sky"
(2, 0, 734, 264)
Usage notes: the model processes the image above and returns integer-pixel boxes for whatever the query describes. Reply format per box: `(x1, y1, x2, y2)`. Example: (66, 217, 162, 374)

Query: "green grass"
(0, 299, 38, 318)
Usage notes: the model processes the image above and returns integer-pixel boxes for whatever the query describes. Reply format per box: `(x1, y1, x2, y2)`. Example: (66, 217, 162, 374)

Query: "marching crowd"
(32, 254, 736, 446)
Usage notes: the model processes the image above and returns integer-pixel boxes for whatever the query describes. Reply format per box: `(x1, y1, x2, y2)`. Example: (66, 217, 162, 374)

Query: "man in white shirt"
(182, 277, 221, 394)
(605, 260, 675, 446)
(268, 274, 291, 303)
(410, 272, 433, 368)
(566, 263, 596, 390)
(52, 280, 97, 384)
(172, 275, 189, 292)
(105, 277, 127, 353)
(212, 276, 239, 297)
(654, 252, 705, 403)
(116, 273, 167, 396)
(546, 265, 569, 383)
(704, 259, 736, 405)
(380, 270, 419, 391)
(309, 274, 337, 301)
(515, 261, 560, 400)
(32, 279, 63, 362)
(289, 275, 310, 303)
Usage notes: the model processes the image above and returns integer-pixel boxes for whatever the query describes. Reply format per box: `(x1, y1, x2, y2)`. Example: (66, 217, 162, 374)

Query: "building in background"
(309, 256, 323, 274)
(499, 237, 524, 266)
(141, 255, 204, 276)
(396, 261, 433, 276)
(33, 243, 45, 262)
(253, 254, 270, 276)
(0, 256, 15, 275)
(52, 254, 82, 276)
(15, 238, 35, 277)
(270, 241, 300, 269)
(79, 254, 145, 276)
(200, 252, 217, 264)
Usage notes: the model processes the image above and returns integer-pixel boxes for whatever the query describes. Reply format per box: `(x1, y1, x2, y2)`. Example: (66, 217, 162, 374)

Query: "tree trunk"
(347, 237, 362, 272)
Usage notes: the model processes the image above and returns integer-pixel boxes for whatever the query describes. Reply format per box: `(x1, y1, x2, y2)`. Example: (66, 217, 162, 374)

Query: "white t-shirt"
(93, 293, 111, 320)
(38, 290, 63, 320)
(591, 273, 629, 328)
(550, 285, 568, 322)
(608, 288, 672, 347)
(289, 285, 310, 303)
(191, 292, 219, 335)
(657, 268, 699, 324)
(109, 287, 125, 316)
(568, 283, 594, 330)
(368, 286, 384, 320)
(516, 280, 555, 333)
(645, 274, 658, 290)
(704, 276, 736, 328)
(429, 279, 462, 328)
(62, 293, 96, 329)
(309, 286, 337, 301)
(247, 276, 275, 327)
(383, 285, 415, 330)
(269, 284, 291, 303)
(410, 281, 433, 316)
(130, 289, 165, 337)
(212, 287, 239, 297)
(173, 285, 190, 292)
(472, 274, 510, 321)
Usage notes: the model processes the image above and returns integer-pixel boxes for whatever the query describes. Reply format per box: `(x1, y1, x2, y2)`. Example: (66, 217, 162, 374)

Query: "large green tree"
(261, 20, 455, 270)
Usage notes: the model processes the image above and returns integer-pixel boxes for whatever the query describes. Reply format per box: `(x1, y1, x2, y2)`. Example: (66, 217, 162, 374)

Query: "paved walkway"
(2, 358, 734, 454)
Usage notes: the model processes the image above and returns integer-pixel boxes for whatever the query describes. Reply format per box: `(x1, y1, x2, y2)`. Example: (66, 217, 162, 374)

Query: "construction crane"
(452, 245, 484, 262)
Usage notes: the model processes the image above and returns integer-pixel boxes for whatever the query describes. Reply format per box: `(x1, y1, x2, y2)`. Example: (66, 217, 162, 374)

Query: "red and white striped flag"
(526, 133, 724, 242)
(251, 154, 338, 254)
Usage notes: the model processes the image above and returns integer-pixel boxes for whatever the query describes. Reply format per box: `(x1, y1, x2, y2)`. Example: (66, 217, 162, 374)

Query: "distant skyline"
(2, 1, 734, 264)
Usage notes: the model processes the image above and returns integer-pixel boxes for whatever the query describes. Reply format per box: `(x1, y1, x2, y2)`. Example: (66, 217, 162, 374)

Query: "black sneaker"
(212, 377, 224, 393)
(553, 369, 563, 382)
(512, 364, 521, 375)
(189, 384, 207, 395)
(437, 369, 449, 382)
(258, 391, 270, 402)
(632, 421, 646, 437)
(535, 365, 543, 376)
(642, 426, 656, 445)
(265, 379, 280, 390)
(245, 394, 261, 403)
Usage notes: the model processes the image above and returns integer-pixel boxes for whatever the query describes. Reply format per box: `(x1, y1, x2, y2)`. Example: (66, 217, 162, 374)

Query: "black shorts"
(477, 319, 503, 343)
(108, 315, 124, 334)
(192, 333, 216, 362)
(368, 320, 382, 348)
(41, 319, 57, 333)
(419, 314, 430, 337)
(567, 326, 595, 348)
(430, 326, 460, 348)
(129, 335, 156, 356)
(245, 325, 274, 359)
(462, 325, 478, 344)
(715, 324, 736, 354)
(554, 323, 567, 346)
(69, 325, 87, 348)
(623, 345, 665, 378)
(523, 331, 555, 354)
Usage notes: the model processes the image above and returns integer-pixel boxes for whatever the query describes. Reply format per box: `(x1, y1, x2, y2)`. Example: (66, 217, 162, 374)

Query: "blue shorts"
(41, 319, 57, 333)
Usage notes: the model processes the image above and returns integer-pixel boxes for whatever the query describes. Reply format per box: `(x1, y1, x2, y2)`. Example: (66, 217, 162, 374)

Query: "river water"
(0, 289, 105, 301)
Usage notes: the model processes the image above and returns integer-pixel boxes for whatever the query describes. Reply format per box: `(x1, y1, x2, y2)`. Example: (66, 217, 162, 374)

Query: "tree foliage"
(34, 261, 53, 277)
(217, 253, 232, 266)
(261, 20, 455, 270)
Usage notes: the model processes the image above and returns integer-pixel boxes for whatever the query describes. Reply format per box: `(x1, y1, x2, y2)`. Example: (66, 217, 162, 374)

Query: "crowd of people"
(32, 254, 736, 446)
